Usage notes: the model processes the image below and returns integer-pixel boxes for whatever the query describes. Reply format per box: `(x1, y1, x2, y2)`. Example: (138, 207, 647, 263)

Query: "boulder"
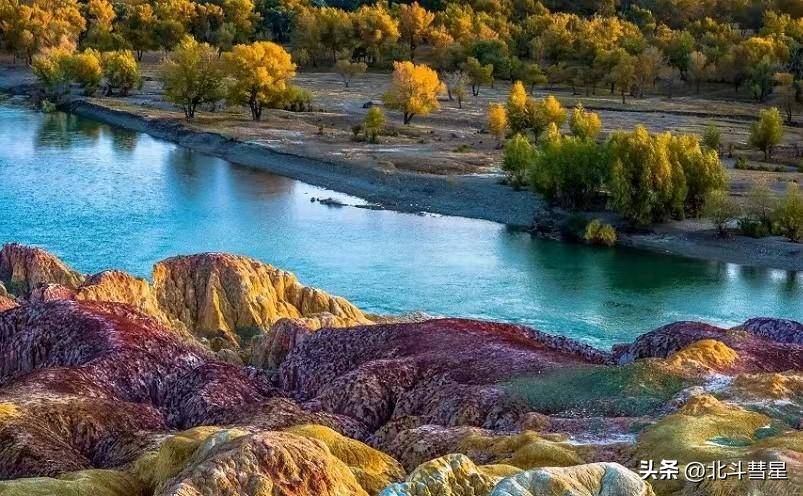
(0, 243, 84, 295)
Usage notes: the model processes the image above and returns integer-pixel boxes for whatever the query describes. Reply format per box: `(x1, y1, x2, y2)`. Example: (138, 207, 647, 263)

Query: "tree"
(703, 190, 737, 237)
(160, 37, 226, 120)
(0, 0, 85, 61)
(701, 123, 720, 151)
(488, 103, 507, 145)
(506, 81, 530, 133)
(740, 179, 777, 237)
(119, 3, 158, 60)
(773, 72, 797, 123)
(568, 104, 601, 140)
(514, 62, 547, 93)
(66, 49, 102, 95)
(668, 134, 726, 215)
(445, 70, 467, 108)
(775, 183, 803, 242)
(502, 133, 534, 188)
(316, 7, 353, 63)
(353, 3, 399, 65)
(83, 0, 119, 50)
(584, 219, 617, 246)
(31, 45, 73, 95)
(398, 1, 434, 60)
(101, 50, 141, 96)
(362, 106, 385, 143)
(749, 107, 784, 160)
(334, 59, 367, 88)
(383, 61, 442, 124)
(223, 41, 297, 121)
(528, 133, 609, 209)
(687, 51, 710, 94)
(462, 57, 493, 96)
(610, 50, 636, 104)
(633, 46, 663, 97)
(531, 95, 566, 138)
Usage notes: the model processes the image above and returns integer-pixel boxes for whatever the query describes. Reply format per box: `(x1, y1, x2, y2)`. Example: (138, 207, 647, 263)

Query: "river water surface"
(1, 102, 801, 348)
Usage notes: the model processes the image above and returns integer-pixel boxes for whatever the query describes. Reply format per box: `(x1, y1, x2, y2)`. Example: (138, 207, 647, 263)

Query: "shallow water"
(1, 103, 801, 348)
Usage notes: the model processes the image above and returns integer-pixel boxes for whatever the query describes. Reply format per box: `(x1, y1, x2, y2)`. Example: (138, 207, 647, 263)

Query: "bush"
(749, 107, 784, 160)
(701, 123, 721, 151)
(668, 133, 725, 215)
(734, 156, 748, 169)
(569, 104, 602, 140)
(702, 190, 738, 237)
(502, 133, 535, 188)
(66, 49, 102, 95)
(362, 106, 386, 143)
(584, 219, 617, 246)
(31, 46, 73, 94)
(101, 50, 141, 97)
(774, 183, 803, 242)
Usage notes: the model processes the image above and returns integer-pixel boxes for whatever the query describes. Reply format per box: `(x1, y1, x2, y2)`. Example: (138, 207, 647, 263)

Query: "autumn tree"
(462, 57, 493, 96)
(119, 3, 158, 60)
(568, 104, 601, 140)
(398, 2, 434, 60)
(703, 190, 738, 237)
(749, 107, 784, 160)
(633, 46, 663, 97)
(488, 103, 507, 144)
(383, 61, 442, 124)
(31, 45, 73, 95)
(773, 72, 797, 123)
(667, 133, 726, 215)
(775, 183, 803, 242)
(531, 95, 566, 138)
(83, 0, 118, 50)
(160, 36, 226, 120)
(66, 49, 103, 95)
(687, 51, 710, 94)
(445, 70, 467, 108)
(610, 50, 636, 104)
(0, 0, 85, 61)
(506, 81, 530, 133)
(223, 41, 297, 121)
(334, 59, 367, 88)
(502, 133, 534, 187)
(353, 3, 399, 65)
(362, 106, 385, 143)
(101, 50, 141, 96)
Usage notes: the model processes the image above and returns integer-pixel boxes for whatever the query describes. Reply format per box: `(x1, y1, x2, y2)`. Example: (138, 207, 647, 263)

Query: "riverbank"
(3, 67, 803, 270)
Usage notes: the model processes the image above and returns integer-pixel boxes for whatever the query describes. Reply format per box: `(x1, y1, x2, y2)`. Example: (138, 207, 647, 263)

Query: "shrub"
(702, 190, 738, 237)
(101, 50, 141, 97)
(749, 107, 783, 160)
(774, 183, 803, 242)
(66, 49, 102, 95)
(701, 123, 721, 151)
(334, 59, 367, 87)
(569, 104, 602, 140)
(734, 156, 748, 169)
(667, 133, 726, 215)
(502, 133, 535, 188)
(362, 106, 386, 143)
(487, 103, 507, 143)
(31, 46, 73, 94)
(584, 219, 617, 246)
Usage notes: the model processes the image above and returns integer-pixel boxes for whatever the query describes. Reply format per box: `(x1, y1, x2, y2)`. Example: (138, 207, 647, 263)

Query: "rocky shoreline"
(0, 243, 801, 495)
(2, 69, 803, 270)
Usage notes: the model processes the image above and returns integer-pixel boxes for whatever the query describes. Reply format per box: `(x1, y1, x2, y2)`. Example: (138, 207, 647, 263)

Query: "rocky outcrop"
(158, 430, 369, 496)
(0, 469, 145, 496)
(490, 462, 654, 496)
(380, 454, 503, 496)
(76, 270, 172, 327)
(249, 318, 313, 369)
(0, 295, 16, 312)
(741, 317, 803, 344)
(0, 243, 84, 294)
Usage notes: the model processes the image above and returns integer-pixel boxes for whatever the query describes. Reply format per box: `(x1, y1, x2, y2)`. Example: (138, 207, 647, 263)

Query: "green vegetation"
(362, 106, 385, 143)
(749, 107, 785, 160)
(504, 362, 692, 417)
(703, 190, 738, 237)
(774, 183, 803, 242)
(159, 36, 226, 120)
(583, 219, 617, 246)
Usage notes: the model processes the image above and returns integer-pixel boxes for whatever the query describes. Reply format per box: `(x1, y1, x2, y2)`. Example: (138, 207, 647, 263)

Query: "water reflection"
(1, 103, 801, 348)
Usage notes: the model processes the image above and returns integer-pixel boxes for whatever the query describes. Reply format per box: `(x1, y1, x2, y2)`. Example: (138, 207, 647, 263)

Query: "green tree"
(568, 104, 602, 140)
(462, 57, 493, 96)
(159, 36, 226, 120)
(362, 106, 385, 143)
(101, 50, 141, 96)
(667, 133, 725, 215)
(334, 59, 367, 88)
(66, 49, 103, 95)
(502, 133, 534, 188)
(775, 183, 803, 242)
(703, 190, 738, 237)
(749, 107, 784, 160)
(701, 123, 721, 151)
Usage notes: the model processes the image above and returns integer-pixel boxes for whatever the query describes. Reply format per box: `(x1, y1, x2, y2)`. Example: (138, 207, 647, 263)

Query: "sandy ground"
(2, 61, 802, 270)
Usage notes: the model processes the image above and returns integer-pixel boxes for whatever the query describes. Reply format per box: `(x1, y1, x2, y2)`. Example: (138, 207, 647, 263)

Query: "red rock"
(0, 295, 16, 312)
(27, 282, 77, 302)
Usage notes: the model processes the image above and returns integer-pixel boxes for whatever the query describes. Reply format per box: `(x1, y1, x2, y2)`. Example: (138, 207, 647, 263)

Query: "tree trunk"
(621, 90, 626, 104)
(403, 112, 414, 124)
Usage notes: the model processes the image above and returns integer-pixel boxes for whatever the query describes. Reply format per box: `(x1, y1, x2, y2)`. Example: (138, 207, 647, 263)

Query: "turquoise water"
(1, 102, 801, 348)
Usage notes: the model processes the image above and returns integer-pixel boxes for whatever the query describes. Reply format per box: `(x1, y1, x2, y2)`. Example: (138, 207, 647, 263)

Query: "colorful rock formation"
(0, 246, 801, 496)
(0, 243, 84, 294)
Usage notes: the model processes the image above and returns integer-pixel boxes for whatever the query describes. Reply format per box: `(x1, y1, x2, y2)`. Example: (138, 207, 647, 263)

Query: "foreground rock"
(0, 246, 801, 495)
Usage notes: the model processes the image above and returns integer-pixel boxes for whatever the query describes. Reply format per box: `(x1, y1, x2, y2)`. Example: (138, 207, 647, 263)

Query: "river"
(1, 101, 800, 348)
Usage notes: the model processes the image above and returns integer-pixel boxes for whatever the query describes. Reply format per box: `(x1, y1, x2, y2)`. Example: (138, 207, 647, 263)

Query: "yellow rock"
(76, 270, 174, 328)
(730, 372, 803, 400)
(478, 464, 521, 478)
(0, 403, 20, 419)
(0, 469, 143, 496)
(665, 339, 738, 373)
(489, 462, 655, 496)
(285, 424, 405, 494)
(380, 454, 501, 496)
(458, 431, 584, 469)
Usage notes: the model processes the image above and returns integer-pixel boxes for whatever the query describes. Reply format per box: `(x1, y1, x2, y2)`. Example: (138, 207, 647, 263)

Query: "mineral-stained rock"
(280, 319, 608, 432)
(285, 424, 406, 494)
(489, 462, 654, 496)
(741, 317, 803, 344)
(664, 339, 739, 373)
(728, 371, 803, 400)
(0, 243, 84, 294)
(0, 469, 145, 496)
(158, 430, 369, 496)
(612, 320, 803, 372)
(0, 294, 17, 312)
(76, 270, 172, 327)
(249, 318, 313, 370)
(457, 431, 585, 469)
(152, 253, 371, 342)
(27, 283, 76, 302)
(379, 454, 502, 496)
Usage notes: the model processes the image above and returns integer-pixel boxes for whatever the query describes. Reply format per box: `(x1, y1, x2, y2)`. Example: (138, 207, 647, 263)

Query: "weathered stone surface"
(280, 318, 607, 433)
(664, 339, 739, 373)
(27, 283, 76, 302)
(741, 317, 803, 344)
(152, 253, 372, 341)
(158, 430, 369, 496)
(380, 454, 502, 496)
(249, 318, 313, 370)
(76, 270, 172, 327)
(0, 294, 16, 312)
(0, 469, 145, 496)
(0, 243, 84, 294)
(490, 462, 654, 496)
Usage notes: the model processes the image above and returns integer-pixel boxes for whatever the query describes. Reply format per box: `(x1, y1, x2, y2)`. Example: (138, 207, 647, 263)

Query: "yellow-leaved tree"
(383, 61, 442, 124)
(488, 103, 507, 144)
(223, 41, 297, 121)
(399, 1, 434, 59)
(159, 36, 226, 121)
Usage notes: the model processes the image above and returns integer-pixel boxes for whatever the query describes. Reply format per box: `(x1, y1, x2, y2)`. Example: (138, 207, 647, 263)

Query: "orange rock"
(0, 243, 84, 294)
(76, 270, 173, 328)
